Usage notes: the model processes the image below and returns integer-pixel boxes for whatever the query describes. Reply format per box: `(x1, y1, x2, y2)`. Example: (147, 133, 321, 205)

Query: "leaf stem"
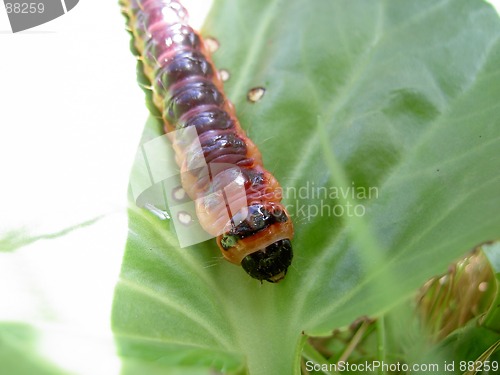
(376, 316, 387, 375)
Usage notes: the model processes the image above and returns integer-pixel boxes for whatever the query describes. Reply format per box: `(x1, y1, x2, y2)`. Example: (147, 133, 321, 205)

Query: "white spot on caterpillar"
(178, 211, 193, 225)
(172, 186, 186, 201)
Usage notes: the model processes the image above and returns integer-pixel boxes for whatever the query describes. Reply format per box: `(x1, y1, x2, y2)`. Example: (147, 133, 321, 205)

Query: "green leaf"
(0, 323, 67, 375)
(113, 0, 500, 374)
(0, 216, 105, 253)
(415, 322, 500, 375)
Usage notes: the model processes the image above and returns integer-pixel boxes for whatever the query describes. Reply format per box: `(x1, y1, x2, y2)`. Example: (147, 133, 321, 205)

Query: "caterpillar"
(121, 0, 294, 283)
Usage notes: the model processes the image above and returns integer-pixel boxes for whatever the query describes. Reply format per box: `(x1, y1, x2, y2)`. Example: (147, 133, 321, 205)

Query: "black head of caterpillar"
(241, 239, 293, 283)
(217, 204, 294, 283)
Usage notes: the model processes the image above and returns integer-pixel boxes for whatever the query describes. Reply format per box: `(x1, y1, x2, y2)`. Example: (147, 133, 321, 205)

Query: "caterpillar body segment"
(121, 0, 294, 282)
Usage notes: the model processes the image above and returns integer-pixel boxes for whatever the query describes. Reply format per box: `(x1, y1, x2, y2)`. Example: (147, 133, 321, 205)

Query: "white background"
(0, 1, 210, 374)
(0, 1, 498, 374)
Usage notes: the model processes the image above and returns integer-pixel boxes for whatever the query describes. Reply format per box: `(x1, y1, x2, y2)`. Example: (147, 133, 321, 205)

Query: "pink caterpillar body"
(121, 0, 294, 282)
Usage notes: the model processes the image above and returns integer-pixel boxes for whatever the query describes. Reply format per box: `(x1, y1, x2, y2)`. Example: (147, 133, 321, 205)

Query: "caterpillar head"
(241, 238, 293, 283)
(217, 203, 294, 283)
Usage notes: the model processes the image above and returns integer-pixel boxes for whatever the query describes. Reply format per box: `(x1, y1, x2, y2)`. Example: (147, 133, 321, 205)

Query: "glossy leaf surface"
(113, 1, 500, 374)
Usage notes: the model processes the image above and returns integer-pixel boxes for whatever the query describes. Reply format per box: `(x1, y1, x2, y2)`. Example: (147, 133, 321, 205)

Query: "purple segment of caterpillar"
(121, 0, 294, 283)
